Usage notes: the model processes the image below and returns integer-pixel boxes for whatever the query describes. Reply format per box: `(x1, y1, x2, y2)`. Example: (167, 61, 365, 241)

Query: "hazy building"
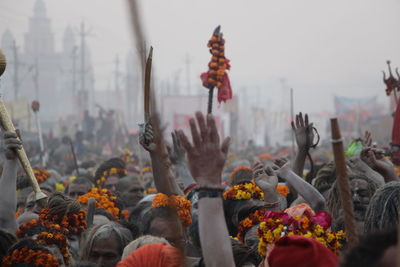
(0, 0, 95, 123)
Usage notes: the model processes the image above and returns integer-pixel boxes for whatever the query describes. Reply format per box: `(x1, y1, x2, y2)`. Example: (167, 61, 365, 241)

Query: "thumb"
(221, 137, 231, 155)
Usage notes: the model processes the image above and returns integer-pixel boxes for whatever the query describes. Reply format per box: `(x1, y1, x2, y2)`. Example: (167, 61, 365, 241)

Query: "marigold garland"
(33, 168, 51, 184)
(237, 208, 267, 242)
(16, 219, 45, 238)
(2, 248, 60, 267)
(276, 185, 290, 198)
(152, 193, 192, 226)
(257, 211, 346, 256)
(223, 182, 265, 200)
(96, 168, 128, 187)
(36, 228, 71, 265)
(78, 188, 120, 219)
(146, 188, 157, 195)
(223, 182, 290, 201)
(39, 208, 87, 235)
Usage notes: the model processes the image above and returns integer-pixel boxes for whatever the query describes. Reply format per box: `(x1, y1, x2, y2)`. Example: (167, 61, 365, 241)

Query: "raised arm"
(360, 147, 399, 183)
(177, 112, 234, 267)
(0, 131, 22, 232)
(291, 112, 315, 178)
(139, 116, 182, 196)
(253, 161, 280, 210)
(275, 158, 326, 212)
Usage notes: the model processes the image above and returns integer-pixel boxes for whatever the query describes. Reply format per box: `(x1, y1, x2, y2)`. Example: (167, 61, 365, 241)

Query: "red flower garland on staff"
(200, 26, 233, 103)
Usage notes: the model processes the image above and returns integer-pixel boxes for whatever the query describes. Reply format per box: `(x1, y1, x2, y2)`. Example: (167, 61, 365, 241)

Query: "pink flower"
(311, 211, 332, 230)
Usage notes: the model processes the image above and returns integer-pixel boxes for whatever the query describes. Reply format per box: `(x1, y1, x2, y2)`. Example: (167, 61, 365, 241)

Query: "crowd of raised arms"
(0, 108, 398, 267)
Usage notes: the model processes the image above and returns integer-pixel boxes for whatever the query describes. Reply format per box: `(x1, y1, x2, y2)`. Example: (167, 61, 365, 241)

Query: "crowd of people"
(0, 108, 398, 267)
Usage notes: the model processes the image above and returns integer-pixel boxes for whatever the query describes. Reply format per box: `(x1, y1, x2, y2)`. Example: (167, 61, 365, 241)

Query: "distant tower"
(63, 26, 75, 55)
(24, 0, 55, 56)
(1, 29, 15, 55)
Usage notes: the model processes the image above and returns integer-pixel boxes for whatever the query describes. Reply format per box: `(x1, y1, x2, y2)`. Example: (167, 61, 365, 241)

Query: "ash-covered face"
(350, 179, 371, 221)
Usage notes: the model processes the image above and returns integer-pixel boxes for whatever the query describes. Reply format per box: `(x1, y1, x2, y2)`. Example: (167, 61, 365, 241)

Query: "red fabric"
(268, 235, 338, 267)
(117, 243, 184, 267)
(392, 100, 400, 165)
(200, 72, 233, 103)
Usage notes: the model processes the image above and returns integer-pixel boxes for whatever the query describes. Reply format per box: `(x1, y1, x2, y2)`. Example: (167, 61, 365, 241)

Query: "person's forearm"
(279, 168, 325, 211)
(150, 152, 183, 196)
(292, 149, 307, 177)
(174, 161, 195, 189)
(199, 197, 235, 267)
(379, 169, 400, 183)
(0, 159, 18, 232)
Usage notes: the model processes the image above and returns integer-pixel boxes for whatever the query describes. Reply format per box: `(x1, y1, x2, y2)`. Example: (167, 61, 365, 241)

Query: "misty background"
(0, 0, 399, 147)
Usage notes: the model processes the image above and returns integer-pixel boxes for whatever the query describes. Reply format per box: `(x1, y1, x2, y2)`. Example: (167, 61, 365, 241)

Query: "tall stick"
(330, 118, 358, 248)
(69, 140, 80, 177)
(34, 111, 45, 167)
(144, 47, 153, 122)
(0, 97, 47, 203)
(207, 87, 214, 114)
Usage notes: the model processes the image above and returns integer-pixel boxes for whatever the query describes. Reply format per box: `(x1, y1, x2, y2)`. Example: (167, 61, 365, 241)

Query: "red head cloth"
(116, 243, 184, 267)
(392, 100, 400, 165)
(267, 235, 338, 267)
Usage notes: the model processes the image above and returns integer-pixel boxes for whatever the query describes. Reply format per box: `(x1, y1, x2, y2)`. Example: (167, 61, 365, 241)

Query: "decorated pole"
(31, 101, 45, 167)
(383, 60, 398, 106)
(330, 118, 358, 248)
(201, 26, 232, 114)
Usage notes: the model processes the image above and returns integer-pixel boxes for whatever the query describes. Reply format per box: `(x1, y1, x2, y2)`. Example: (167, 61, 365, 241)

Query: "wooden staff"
(144, 47, 153, 123)
(68, 140, 80, 177)
(207, 26, 221, 114)
(0, 96, 47, 203)
(330, 118, 358, 248)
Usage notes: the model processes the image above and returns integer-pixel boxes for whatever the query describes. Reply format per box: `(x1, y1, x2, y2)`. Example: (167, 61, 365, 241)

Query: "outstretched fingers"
(189, 118, 201, 148)
(196, 112, 208, 143)
(221, 137, 230, 155)
(207, 114, 220, 145)
(177, 130, 194, 154)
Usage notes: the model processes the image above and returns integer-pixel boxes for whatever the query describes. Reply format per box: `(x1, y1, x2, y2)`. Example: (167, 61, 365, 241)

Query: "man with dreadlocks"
(327, 172, 380, 233)
(364, 181, 400, 233)
(94, 157, 128, 193)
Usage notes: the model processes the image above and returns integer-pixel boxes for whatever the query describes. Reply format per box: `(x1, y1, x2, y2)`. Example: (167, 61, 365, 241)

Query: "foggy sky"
(1, 0, 400, 114)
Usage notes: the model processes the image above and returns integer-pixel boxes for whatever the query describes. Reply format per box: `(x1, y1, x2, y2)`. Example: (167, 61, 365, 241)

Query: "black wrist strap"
(198, 191, 222, 199)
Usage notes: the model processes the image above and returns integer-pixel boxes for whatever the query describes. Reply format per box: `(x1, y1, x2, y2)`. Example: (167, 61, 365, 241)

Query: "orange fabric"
(116, 243, 184, 267)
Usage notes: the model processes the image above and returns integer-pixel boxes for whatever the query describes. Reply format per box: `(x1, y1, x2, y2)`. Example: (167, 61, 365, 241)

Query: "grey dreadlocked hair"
(364, 181, 400, 234)
(79, 222, 132, 262)
(327, 173, 379, 231)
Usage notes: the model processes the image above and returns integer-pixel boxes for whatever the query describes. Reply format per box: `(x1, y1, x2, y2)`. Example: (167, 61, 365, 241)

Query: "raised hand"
(291, 112, 314, 152)
(4, 131, 22, 160)
(253, 161, 278, 193)
(363, 131, 372, 147)
(168, 131, 186, 164)
(139, 122, 156, 152)
(177, 112, 230, 186)
(361, 148, 393, 172)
